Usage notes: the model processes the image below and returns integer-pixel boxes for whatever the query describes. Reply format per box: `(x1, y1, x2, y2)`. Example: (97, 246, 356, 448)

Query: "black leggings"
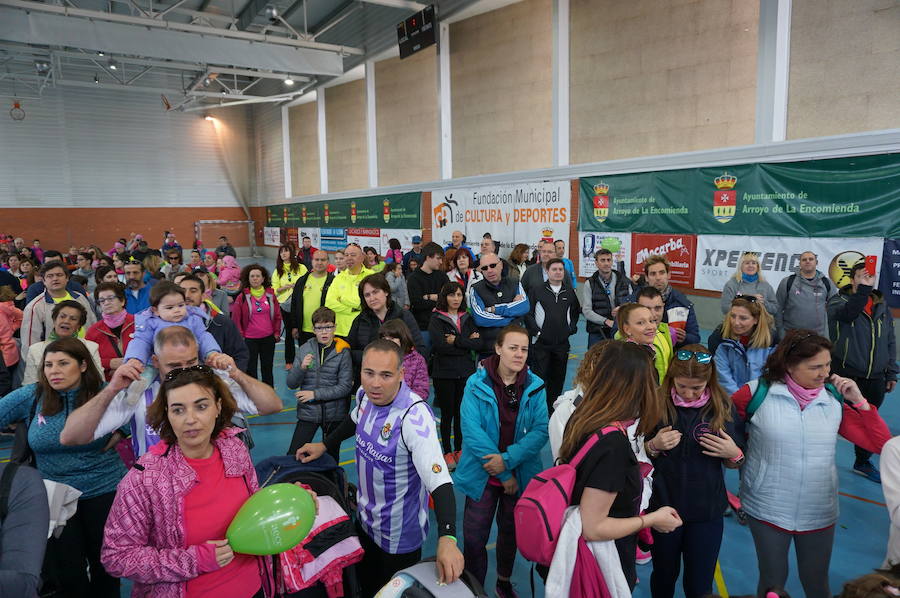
(245, 335, 275, 386)
(44, 491, 119, 598)
(287, 419, 344, 459)
(281, 306, 297, 365)
(432, 378, 465, 454)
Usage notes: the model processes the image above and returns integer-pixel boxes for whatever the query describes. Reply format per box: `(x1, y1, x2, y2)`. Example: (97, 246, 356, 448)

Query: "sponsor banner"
(695, 235, 884, 292)
(266, 193, 421, 229)
(430, 181, 570, 257)
(346, 227, 381, 250)
(579, 153, 900, 238)
(263, 227, 281, 247)
(319, 227, 347, 252)
(880, 239, 900, 309)
(379, 229, 422, 257)
(578, 232, 632, 279)
(297, 228, 320, 250)
(632, 234, 697, 287)
(285, 228, 299, 249)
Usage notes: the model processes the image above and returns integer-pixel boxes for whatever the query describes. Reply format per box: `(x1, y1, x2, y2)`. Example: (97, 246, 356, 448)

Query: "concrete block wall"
(288, 102, 320, 197)
(450, 0, 553, 177)
(324, 80, 368, 193)
(375, 47, 440, 186)
(787, 0, 900, 139)
(570, 0, 759, 164)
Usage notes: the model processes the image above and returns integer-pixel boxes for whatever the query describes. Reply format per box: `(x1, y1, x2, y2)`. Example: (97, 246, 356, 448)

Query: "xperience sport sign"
(579, 153, 900, 238)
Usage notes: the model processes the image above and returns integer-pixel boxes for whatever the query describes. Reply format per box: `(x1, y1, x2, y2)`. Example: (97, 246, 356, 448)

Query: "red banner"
(631, 233, 697, 287)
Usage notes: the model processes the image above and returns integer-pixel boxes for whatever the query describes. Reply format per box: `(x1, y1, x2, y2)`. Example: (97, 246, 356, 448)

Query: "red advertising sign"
(286, 228, 299, 250)
(631, 233, 697, 287)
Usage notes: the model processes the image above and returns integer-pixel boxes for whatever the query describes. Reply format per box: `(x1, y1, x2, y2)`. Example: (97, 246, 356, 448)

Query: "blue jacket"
(125, 284, 152, 314)
(453, 366, 549, 500)
(630, 285, 700, 347)
(713, 336, 776, 395)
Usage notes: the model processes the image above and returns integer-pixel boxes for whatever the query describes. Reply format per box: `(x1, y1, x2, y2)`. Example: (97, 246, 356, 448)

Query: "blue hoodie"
(453, 362, 549, 500)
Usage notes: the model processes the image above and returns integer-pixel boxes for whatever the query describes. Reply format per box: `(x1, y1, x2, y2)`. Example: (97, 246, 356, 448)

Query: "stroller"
(375, 559, 488, 598)
(255, 454, 361, 598)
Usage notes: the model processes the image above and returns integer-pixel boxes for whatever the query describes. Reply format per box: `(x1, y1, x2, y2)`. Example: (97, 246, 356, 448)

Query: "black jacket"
(827, 285, 899, 382)
(525, 281, 581, 346)
(205, 311, 249, 372)
(428, 311, 481, 379)
(290, 271, 335, 328)
(583, 270, 633, 335)
(406, 269, 448, 330)
(520, 263, 573, 296)
(346, 302, 427, 369)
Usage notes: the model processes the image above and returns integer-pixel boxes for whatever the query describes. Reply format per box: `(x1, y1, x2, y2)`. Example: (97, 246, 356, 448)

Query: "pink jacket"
(217, 256, 241, 291)
(101, 429, 274, 598)
(0, 302, 22, 366)
(402, 350, 430, 400)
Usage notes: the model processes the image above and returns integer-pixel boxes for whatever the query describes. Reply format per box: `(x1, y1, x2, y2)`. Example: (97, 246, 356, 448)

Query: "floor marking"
(839, 491, 886, 507)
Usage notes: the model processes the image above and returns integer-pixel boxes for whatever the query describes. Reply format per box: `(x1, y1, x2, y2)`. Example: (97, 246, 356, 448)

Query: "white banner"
(380, 229, 422, 256)
(695, 235, 884, 292)
(263, 227, 281, 247)
(298, 228, 321, 250)
(578, 232, 632, 278)
(430, 181, 570, 257)
(346, 227, 381, 250)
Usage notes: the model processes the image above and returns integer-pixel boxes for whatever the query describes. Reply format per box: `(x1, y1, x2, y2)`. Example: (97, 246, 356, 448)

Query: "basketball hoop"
(9, 101, 25, 121)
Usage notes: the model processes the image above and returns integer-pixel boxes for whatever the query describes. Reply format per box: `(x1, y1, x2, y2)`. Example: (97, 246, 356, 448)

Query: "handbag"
(9, 395, 39, 467)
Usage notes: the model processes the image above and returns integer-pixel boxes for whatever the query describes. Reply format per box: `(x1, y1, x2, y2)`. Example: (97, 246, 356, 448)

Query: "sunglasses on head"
(164, 364, 213, 381)
(786, 332, 814, 356)
(480, 262, 499, 272)
(675, 349, 712, 364)
(733, 294, 758, 304)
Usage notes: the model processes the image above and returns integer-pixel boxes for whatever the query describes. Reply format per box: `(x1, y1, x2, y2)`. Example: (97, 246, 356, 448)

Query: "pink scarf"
(671, 387, 711, 408)
(102, 310, 128, 329)
(785, 375, 820, 410)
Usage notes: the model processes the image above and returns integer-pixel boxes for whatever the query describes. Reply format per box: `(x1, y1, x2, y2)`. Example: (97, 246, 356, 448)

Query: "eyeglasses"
(313, 324, 335, 332)
(164, 364, 213, 381)
(96, 296, 119, 304)
(733, 295, 757, 304)
(479, 262, 499, 272)
(675, 350, 712, 364)
(503, 384, 520, 410)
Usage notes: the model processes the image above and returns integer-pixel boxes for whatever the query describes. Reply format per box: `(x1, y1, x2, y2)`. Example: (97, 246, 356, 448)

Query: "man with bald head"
(775, 251, 836, 336)
(467, 252, 530, 358)
(60, 325, 282, 456)
(325, 244, 373, 338)
(444, 230, 475, 263)
(520, 239, 574, 295)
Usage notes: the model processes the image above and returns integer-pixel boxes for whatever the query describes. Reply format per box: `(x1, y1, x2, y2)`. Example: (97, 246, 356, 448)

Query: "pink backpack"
(514, 423, 624, 566)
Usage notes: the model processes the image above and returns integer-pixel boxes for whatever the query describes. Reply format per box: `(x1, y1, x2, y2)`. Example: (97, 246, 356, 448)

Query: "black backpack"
(785, 273, 832, 296)
(0, 463, 20, 523)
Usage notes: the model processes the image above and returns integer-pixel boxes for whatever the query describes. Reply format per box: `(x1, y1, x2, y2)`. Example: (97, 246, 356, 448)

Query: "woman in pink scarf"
(217, 255, 241, 295)
(85, 281, 135, 381)
(203, 251, 219, 274)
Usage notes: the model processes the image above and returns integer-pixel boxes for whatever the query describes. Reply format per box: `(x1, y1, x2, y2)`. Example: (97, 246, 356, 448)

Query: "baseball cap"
(411, 235, 422, 243)
(192, 265, 209, 274)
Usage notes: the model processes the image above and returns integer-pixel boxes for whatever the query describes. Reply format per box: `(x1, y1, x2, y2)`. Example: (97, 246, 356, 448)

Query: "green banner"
(266, 192, 422, 229)
(579, 154, 900, 237)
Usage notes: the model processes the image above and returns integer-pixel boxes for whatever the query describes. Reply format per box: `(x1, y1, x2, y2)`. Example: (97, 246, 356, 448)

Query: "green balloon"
(600, 237, 621, 253)
(226, 483, 316, 555)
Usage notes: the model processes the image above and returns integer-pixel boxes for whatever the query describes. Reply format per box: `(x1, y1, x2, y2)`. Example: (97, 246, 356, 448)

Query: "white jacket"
(551, 388, 653, 512)
(882, 436, 900, 567)
(546, 506, 630, 598)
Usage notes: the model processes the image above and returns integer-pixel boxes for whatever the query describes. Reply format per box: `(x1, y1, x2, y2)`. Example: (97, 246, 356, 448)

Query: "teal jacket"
(453, 366, 549, 500)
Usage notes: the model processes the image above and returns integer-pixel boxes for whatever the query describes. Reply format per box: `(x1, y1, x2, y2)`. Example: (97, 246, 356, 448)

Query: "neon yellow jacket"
(615, 322, 673, 383)
(325, 266, 374, 337)
(271, 264, 308, 306)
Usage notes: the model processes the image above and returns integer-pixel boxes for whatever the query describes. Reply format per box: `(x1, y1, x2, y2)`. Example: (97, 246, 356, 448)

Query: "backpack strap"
(746, 378, 770, 420)
(569, 422, 627, 468)
(0, 463, 20, 523)
(747, 379, 844, 421)
(785, 274, 796, 296)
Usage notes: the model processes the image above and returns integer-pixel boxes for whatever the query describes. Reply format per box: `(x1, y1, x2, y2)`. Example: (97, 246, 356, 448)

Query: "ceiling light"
(221, 89, 227, 95)
(264, 5, 278, 20)
(94, 74, 100, 84)
(108, 58, 118, 71)
(34, 60, 51, 74)
(284, 77, 294, 86)
(98, 50, 105, 57)
(204, 115, 214, 121)
(203, 77, 211, 86)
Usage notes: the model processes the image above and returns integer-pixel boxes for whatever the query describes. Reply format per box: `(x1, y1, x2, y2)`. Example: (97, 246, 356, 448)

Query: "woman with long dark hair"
(557, 341, 681, 589)
(271, 244, 308, 370)
(733, 329, 890, 596)
(230, 264, 281, 386)
(0, 337, 125, 597)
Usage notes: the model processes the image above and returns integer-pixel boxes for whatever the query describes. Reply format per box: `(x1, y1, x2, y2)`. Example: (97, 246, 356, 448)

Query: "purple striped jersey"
(351, 383, 451, 554)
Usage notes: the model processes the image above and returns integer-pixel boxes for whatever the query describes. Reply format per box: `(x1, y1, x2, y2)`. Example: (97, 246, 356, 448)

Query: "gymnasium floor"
(2, 322, 895, 597)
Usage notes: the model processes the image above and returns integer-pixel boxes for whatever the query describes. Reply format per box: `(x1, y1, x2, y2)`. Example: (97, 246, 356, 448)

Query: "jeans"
(650, 518, 724, 598)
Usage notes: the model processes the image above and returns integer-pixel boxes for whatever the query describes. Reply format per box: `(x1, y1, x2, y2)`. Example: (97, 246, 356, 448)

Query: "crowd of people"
(0, 229, 897, 598)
